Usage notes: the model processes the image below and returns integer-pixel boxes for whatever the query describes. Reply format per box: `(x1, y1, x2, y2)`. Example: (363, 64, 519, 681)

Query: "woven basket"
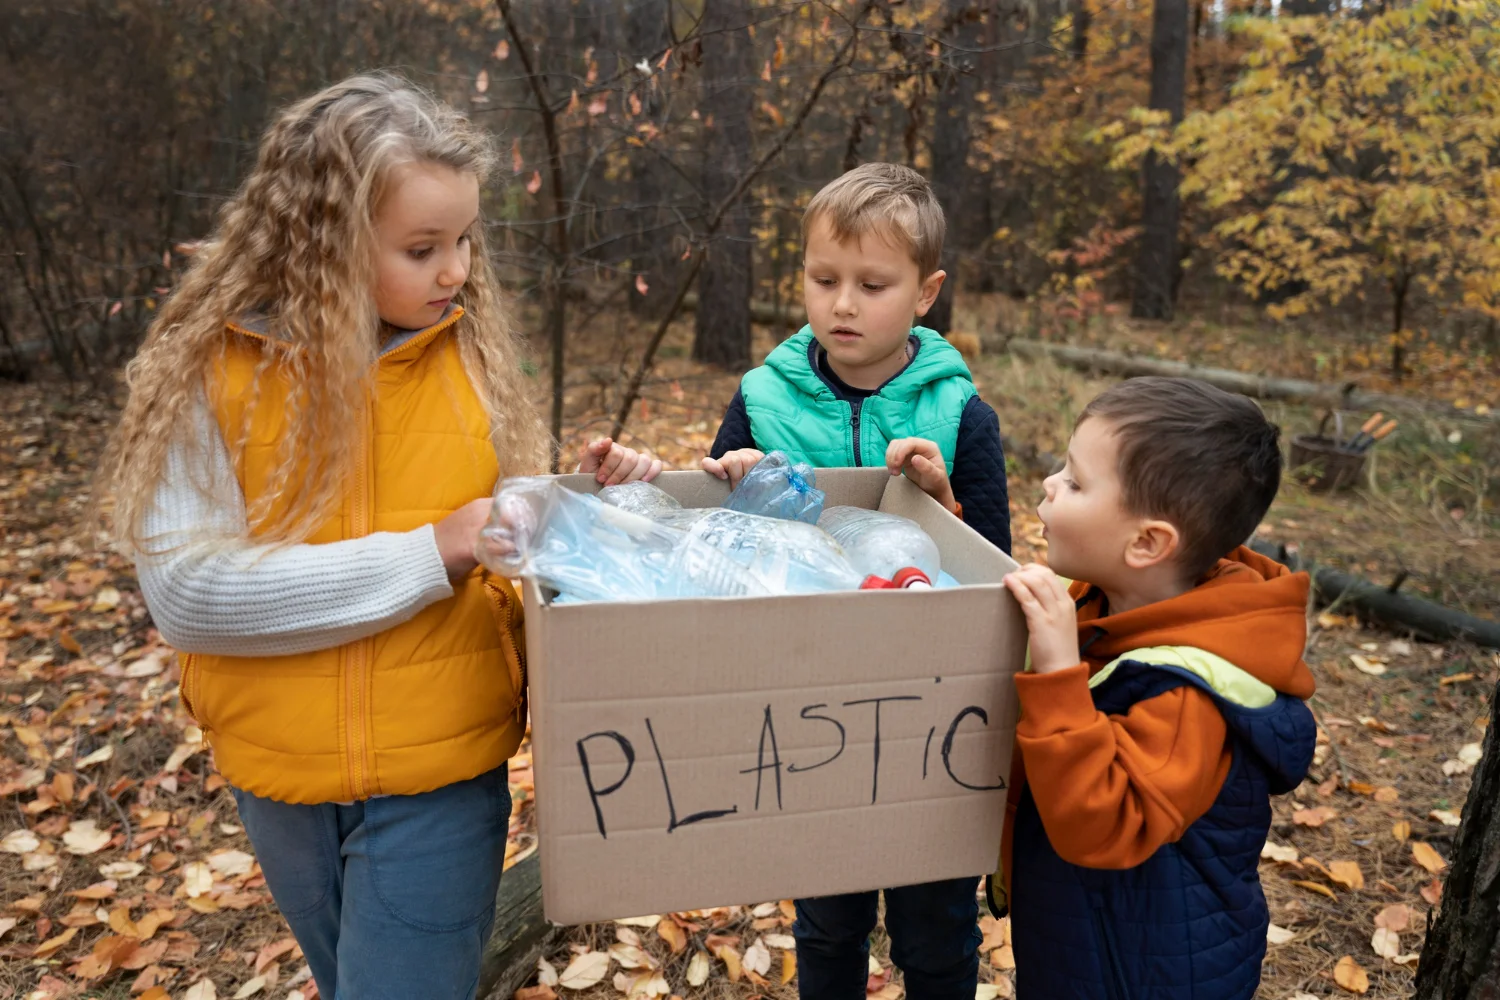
(1289, 434, 1367, 493)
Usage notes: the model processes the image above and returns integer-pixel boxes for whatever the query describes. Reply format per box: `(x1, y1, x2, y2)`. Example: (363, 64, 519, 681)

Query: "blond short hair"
(803, 162, 946, 276)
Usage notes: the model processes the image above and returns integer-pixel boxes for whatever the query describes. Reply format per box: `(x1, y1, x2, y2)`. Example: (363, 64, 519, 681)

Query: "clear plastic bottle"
(817, 506, 942, 582)
(480, 479, 861, 601)
(722, 451, 825, 523)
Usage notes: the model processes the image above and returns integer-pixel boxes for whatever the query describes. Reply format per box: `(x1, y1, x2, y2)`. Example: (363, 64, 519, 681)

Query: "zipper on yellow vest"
(486, 580, 527, 723)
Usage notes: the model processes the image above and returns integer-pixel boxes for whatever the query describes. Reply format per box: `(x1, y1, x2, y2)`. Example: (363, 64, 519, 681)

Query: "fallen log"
(1006, 338, 1499, 425)
(478, 852, 559, 1000)
(1248, 538, 1500, 649)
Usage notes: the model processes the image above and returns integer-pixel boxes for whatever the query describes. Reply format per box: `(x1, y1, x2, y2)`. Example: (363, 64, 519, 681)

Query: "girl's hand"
(580, 437, 663, 486)
(1003, 563, 1081, 674)
(435, 498, 493, 580)
(702, 449, 765, 488)
(886, 437, 957, 513)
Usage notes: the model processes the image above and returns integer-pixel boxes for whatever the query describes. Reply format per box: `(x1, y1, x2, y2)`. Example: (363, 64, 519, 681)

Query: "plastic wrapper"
(480, 478, 862, 602)
(722, 451, 825, 523)
(817, 506, 942, 582)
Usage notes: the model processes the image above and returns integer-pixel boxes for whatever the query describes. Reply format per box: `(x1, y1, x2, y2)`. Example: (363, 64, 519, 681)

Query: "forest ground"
(1, 296, 1496, 999)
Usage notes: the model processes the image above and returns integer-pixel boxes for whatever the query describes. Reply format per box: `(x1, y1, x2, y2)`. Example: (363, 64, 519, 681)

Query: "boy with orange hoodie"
(996, 376, 1316, 1000)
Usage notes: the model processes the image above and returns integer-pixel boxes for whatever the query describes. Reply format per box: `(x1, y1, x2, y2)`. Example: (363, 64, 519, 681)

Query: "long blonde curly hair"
(101, 72, 548, 552)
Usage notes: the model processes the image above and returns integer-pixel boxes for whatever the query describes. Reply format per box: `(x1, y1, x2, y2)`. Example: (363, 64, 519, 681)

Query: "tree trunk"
(692, 0, 755, 369)
(1413, 682, 1500, 998)
(1281, 0, 1334, 15)
(925, 0, 984, 335)
(1130, 0, 1189, 321)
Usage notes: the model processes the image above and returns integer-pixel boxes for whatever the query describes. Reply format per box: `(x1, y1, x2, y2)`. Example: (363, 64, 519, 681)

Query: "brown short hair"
(1079, 377, 1282, 579)
(803, 162, 945, 276)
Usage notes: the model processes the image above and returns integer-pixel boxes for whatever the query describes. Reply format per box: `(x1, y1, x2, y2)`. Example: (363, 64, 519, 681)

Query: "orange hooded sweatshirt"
(997, 546, 1314, 891)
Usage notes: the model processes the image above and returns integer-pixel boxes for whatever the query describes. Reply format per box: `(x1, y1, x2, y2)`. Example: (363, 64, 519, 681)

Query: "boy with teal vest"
(999, 377, 1316, 999)
(705, 163, 1010, 999)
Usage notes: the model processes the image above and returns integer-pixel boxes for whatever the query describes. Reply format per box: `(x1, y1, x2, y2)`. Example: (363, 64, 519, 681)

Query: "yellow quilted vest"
(180, 308, 527, 804)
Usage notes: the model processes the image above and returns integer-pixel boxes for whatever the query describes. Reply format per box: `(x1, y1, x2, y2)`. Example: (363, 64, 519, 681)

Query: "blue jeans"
(231, 766, 511, 1000)
(794, 877, 981, 1000)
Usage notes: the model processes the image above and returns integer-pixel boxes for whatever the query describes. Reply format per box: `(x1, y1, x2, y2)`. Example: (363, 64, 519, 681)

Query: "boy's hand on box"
(579, 437, 663, 486)
(1003, 564, 1081, 674)
(886, 437, 957, 513)
(702, 448, 765, 489)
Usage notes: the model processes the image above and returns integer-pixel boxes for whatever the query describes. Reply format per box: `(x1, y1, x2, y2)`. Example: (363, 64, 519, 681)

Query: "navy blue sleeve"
(709, 389, 756, 459)
(950, 396, 1012, 554)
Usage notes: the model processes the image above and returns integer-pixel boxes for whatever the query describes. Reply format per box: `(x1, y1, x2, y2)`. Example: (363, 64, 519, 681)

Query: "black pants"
(793, 876, 981, 1000)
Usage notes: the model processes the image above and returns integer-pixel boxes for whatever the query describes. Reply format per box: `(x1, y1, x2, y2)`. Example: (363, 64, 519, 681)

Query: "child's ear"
(915, 269, 947, 317)
(1124, 518, 1180, 571)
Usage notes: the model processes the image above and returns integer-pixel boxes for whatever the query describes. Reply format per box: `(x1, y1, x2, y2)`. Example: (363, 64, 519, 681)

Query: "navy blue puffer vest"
(1009, 656, 1316, 1000)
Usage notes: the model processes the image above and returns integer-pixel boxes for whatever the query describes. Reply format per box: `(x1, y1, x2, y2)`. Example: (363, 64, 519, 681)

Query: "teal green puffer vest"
(739, 325, 976, 472)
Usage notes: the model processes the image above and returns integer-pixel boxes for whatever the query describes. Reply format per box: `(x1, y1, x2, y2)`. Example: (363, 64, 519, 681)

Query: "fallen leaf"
(1430, 809, 1462, 827)
(108, 907, 139, 937)
(1359, 716, 1395, 733)
(1292, 880, 1337, 899)
(1293, 807, 1338, 827)
(125, 656, 165, 679)
(764, 933, 796, 949)
(1346, 780, 1376, 796)
(744, 937, 772, 977)
(686, 951, 711, 987)
(1266, 923, 1296, 945)
(34, 926, 80, 958)
(1460, 743, 1484, 766)
(63, 819, 112, 854)
(1328, 860, 1365, 890)
(609, 943, 651, 970)
(76, 744, 115, 768)
(978, 915, 1008, 952)
(0, 917, 15, 941)
(182, 861, 214, 897)
(1350, 654, 1386, 676)
(1392, 820, 1411, 842)
(233, 975, 267, 999)
(1422, 879, 1444, 905)
(615, 927, 641, 947)
(558, 951, 609, 990)
(1, 829, 40, 854)
(781, 951, 797, 986)
(1440, 673, 1475, 686)
(100, 861, 145, 880)
(616, 915, 661, 929)
(537, 956, 559, 987)
(184, 979, 218, 1000)
(1334, 955, 1369, 993)
(1373, 786, 1400, 803)
(1261, 840, 1299, 863)
(991, 944, 1015, 970)
(1371, 927, 1400, 961)
(1394, 953, 1421, 968)
(515, 988, 557, 1000)
(1412, 842, 1448, 873)
(1374, 903, 1411, 932)
(716, 944, 742, 982)
(656, 918, 686, 954)
(635, 274, 650, 296)
(256, 937, 297, 974)
(207, 850, 255, 878)
(70, 880, 118, 900)
(526, 171, 542, 194)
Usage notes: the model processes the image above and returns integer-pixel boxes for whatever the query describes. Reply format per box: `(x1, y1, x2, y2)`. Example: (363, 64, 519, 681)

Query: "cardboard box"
(522, 468, 1026, 925)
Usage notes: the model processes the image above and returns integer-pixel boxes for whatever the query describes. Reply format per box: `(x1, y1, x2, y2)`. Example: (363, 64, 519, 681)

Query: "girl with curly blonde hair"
(101, 73, 657, 999)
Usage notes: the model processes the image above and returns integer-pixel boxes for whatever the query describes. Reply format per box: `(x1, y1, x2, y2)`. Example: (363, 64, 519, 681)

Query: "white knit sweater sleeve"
(134, 402, 455, 657)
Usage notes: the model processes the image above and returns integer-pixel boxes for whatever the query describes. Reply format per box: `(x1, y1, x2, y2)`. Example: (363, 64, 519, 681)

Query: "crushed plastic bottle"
(597, 481, 709, 529)
(817, 506, 942, 582)
(722, 451, 825, 523)
(480, 478, 862, 602)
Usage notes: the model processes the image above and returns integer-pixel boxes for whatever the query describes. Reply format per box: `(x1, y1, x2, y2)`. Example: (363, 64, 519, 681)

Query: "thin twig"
(609, 0, 878, 440)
